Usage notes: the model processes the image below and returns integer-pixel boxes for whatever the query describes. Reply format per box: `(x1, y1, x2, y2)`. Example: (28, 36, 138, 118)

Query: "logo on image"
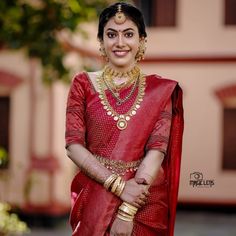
(189, 172, 214, 188)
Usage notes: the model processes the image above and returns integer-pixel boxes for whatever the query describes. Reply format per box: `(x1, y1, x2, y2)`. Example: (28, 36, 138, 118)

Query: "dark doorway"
(0, 96, 10, 168)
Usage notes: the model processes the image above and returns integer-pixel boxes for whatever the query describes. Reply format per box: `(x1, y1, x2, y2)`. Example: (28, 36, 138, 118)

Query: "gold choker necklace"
(104, 65, 140, 78)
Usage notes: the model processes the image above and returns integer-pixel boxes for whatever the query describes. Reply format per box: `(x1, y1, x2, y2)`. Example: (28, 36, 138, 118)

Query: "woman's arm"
(135, 149, 164, 186)
(67, 143, 148, 207)
(136, 98, 173, 186)
(66, 75, 112, 184)
(66, 143, 111, 183)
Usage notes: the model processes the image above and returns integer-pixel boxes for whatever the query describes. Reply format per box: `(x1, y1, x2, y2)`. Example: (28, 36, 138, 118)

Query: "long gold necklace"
(103, 65, 141, 105)
(97, 70, 146, 130)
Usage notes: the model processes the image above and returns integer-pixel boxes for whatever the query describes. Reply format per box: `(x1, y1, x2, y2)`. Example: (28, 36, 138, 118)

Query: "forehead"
(104, 17, 138, 31)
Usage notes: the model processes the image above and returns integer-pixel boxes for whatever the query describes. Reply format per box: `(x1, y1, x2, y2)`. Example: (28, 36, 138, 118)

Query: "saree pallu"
(65, 73, 184, 236)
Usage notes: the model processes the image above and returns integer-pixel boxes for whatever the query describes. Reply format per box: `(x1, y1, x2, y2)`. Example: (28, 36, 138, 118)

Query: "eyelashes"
(106, 31, 134, 39)
(125, 32, 134, 38)
(107, 32, 116, 38)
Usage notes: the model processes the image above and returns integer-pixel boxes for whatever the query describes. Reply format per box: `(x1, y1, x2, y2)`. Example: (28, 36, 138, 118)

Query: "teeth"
(114, 51, 128, 56)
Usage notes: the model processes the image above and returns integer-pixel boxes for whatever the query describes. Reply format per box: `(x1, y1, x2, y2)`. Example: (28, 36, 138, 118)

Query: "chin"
(111, 59, 134, 69)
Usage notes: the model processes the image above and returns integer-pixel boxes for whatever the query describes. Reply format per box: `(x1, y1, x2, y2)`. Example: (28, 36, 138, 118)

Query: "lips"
(113, 50, 130, 57)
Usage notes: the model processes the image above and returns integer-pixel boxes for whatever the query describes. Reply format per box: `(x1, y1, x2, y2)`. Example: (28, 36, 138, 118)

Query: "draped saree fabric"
(65, 73, 184, 236)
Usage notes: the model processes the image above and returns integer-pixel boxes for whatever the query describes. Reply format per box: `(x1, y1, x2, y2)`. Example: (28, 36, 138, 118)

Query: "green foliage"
(0, 0, 111, 83)
(0, 147, 8, 168)
(0, 202, 30, 235)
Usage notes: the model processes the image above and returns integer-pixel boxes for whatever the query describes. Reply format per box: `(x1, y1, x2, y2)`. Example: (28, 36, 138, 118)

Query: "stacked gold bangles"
(117, 202, 138, 222)
(103, 174, 126, 197)
(104, 174, 139, 222)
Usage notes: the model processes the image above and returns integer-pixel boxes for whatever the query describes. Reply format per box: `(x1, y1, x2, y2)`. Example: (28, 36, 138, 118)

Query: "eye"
(124, 31, 134, 38)
(107, 32, 117, 38)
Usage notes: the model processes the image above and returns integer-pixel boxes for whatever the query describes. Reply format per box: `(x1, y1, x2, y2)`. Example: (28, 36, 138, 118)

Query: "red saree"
(65, 73, 184, 236)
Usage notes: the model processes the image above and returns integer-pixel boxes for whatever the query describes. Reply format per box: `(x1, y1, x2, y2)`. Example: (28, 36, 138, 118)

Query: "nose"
(117, 33, 125, 47)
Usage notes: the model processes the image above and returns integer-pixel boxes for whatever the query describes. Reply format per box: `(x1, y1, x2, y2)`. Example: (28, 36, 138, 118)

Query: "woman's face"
(103, 17, 140, 71)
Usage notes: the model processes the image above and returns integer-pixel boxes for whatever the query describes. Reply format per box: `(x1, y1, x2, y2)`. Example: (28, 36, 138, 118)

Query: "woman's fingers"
(120, 178, 150, 205)
(134, 196, 146, 206)
(132, 201, 142, 208)
(134, 192, 149, 207)
(143, 190, 150, 196)
(139, 192, 148, 202)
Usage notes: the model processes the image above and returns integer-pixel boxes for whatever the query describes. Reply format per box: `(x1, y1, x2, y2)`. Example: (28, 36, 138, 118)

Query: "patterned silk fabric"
(65, 73, 184, 236)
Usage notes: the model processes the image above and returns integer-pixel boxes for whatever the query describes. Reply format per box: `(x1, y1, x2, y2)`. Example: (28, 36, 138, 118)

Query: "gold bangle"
(118, 210, 134, 220)
(111, 176, 121, 193)
(119, 202, 138, 218)
(123, 202, 138, 212)
(114, 180, 122, 195)
(117, 213, 134, 222)
(119, 205, 136, 216)
(117, 201, 138, 222)
(120, 202, 138, 213)
(104, 174, 118, 190)
(104, 175, 116, 190)
(115, 180, 126, 197)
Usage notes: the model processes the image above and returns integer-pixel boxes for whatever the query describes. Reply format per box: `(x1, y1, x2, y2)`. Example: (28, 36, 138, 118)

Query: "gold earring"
(99, 43, 108, 61)
(135, 38, 147, 62)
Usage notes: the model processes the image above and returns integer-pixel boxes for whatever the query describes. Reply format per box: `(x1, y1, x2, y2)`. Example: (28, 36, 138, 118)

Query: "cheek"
(128, 38, 140, 52)
(103, 39, 114, 51)
(131, 42, 140, 54)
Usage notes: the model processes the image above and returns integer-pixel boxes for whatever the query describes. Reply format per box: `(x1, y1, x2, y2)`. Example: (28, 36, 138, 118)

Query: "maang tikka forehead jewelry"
(114, 4, 126, 24)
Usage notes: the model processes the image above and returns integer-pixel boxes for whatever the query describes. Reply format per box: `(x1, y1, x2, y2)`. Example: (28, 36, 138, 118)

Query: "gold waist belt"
(94, 155, 143, 176)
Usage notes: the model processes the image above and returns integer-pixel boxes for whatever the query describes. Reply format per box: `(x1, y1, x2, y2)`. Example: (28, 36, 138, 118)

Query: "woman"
(65, 2, 184, 236)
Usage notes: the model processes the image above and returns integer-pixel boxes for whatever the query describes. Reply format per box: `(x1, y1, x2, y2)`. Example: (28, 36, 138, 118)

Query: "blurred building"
(0, 0, 236, 218)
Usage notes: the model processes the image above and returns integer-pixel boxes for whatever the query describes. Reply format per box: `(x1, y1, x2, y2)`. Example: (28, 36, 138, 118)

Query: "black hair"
(97, 2, 147, 41)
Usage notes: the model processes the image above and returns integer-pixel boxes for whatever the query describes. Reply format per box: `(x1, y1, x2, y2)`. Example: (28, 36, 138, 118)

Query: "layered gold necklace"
(97, 66, 146, 130)
(103, 65, 140, 105)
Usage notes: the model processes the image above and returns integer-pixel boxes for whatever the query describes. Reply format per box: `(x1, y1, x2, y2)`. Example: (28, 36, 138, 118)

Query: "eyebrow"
(105, 28, 135, 33)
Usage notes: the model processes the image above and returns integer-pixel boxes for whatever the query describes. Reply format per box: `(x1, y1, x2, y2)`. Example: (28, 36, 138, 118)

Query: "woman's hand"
(120, 178, 149, 208)
(110, 217, 133, 236)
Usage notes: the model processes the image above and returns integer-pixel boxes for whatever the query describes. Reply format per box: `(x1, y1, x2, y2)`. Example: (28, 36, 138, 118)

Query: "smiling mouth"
(113, 50, 130, 57)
